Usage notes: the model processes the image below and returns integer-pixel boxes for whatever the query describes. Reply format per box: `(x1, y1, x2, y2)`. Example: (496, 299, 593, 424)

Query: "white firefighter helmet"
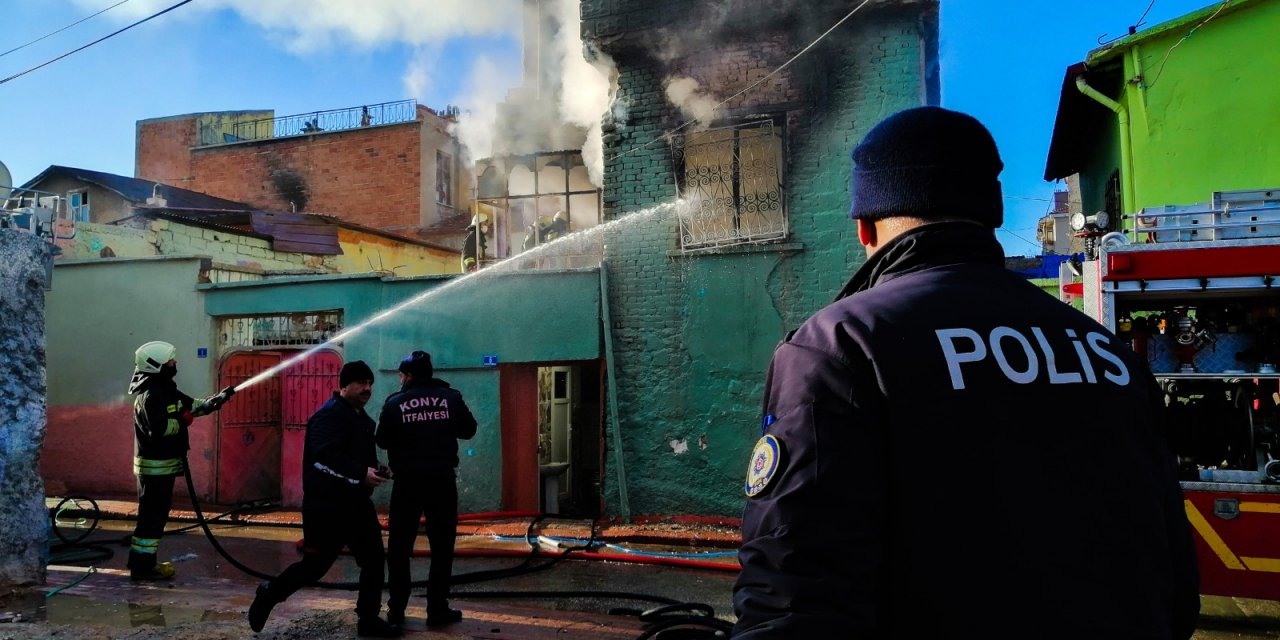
(472, 212, 490, 227)
(554, 210, 568, 223)
(135, 341, 177, 373)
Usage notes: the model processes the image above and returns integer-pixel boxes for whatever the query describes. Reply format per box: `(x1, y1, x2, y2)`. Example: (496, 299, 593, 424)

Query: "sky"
(0, 0, 1218, 256)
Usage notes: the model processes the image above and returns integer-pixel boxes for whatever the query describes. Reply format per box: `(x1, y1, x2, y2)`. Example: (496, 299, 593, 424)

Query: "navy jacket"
(302, 393, 378, 511)
(733, 223, 1199, 639)
(376, 378, 477, 477)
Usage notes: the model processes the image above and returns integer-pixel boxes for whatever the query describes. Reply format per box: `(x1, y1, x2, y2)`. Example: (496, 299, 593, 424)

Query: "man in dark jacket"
(127, 340, 233, 580)
(377, 350, 477, 628)
(248, 361, 400, 638)
(732, 107, 1200, 639)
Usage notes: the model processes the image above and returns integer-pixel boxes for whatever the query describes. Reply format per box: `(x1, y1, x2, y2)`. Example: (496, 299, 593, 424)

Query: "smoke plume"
(665, 77, 719, 128)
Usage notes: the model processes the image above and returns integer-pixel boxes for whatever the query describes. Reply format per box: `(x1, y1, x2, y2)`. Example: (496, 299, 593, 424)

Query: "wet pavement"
(6, 509, 1280, 638)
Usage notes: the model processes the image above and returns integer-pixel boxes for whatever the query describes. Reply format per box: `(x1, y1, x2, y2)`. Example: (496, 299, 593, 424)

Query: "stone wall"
(0, 230, 53, 586)
(588, 0, 939, 515)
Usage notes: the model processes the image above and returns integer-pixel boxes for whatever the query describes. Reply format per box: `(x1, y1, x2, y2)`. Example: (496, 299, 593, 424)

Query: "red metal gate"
(217, 352, 283, 505)
(279, 351, 343, 508)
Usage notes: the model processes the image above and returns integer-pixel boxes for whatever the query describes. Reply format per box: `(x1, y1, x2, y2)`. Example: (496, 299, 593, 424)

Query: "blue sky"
(0, 0, 1216, 255)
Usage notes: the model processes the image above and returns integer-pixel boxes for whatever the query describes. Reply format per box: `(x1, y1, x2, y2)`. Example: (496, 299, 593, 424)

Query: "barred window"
(436, 150, 454, 207)
(217, 311, 343, 353)
(672, 119, 786, 251)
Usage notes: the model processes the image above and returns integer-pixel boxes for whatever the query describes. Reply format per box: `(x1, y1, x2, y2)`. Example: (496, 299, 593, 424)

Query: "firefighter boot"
(356, 616, 403, 637)
(247, 582, 278, 633)
(426, 606, 463, 627)
(130, 561, 176, 581)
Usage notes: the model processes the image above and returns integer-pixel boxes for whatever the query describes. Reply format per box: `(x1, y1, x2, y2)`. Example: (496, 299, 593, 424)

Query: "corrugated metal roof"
(21, 165, 252, 210)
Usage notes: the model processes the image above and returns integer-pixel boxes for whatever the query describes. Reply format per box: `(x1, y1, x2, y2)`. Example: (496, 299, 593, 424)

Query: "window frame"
(671, 115, 788, 252)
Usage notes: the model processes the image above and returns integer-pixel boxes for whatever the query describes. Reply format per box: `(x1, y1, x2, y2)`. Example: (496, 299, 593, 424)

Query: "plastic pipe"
(1075, 75, 1136, 225)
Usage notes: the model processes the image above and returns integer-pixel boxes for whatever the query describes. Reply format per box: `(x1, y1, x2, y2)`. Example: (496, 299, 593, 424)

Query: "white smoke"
(551, 0, 615, 186)
(665, 77, 719, 127)
(451, 56, 523, 163)
(402, 46, 441, 102)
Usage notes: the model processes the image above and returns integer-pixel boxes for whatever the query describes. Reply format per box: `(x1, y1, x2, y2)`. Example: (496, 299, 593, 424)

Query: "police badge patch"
(745, 434, 784, 498)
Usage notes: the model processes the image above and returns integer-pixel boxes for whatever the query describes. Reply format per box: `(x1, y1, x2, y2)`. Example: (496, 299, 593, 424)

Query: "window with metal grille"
(436, 150, 453, 207)
(671, 119, 786, 251)
(217, 311, 344, 353)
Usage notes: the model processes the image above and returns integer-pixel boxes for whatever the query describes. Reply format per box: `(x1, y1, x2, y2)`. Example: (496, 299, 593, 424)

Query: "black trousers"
(263, 499, 385, 620)
(128, 474, 176, 570)
(386, 472, 458, 614)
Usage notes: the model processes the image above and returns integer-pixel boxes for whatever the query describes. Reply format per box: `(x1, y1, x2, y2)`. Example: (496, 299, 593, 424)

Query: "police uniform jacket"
(733, 222, 1199, 639)
(129, 372, 195, 477)
(302, 393, 379, 510)
(376, 378, 477, 477)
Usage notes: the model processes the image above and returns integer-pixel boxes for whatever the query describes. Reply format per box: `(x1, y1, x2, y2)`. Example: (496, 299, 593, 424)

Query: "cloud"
(73, 0, 522, 53)
(402, 45, 440, 101)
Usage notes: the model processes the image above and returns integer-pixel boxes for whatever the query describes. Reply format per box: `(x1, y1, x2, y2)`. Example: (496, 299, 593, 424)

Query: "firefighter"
(732, 107, 1200, 639)
(127, 341, 233, 580)
(377, 350, 477, 628)
(461, 213, 489, 272)
(247, 361, 401, 638)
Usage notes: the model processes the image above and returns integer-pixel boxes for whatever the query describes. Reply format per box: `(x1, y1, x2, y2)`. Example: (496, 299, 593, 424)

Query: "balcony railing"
(201, 100, 418, 147)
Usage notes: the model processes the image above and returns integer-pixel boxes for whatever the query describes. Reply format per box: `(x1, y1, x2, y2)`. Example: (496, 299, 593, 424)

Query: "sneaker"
(426, 607, 463, 627)
(130, 562, 176, 581)
(357, 616, 403, 638)
(247, 582, 277, 632)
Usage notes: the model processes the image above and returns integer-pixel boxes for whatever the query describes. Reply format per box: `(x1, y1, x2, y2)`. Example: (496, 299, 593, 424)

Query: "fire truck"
(1068, 187, 1280, 599)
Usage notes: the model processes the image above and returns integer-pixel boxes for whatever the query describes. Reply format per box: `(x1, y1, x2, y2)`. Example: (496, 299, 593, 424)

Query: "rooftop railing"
(201, 100, 419, 147)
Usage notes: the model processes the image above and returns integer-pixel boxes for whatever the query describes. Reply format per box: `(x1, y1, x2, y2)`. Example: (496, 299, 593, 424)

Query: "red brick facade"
(136, 115, 430, 232)
(135, 116, 197, 188)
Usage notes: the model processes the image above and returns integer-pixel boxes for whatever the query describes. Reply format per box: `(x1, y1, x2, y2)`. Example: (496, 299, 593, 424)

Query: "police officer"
(127, 341, 233, 580)
(377, 350, 477, 628)
(248, 361, 401, 638)
(732, 107, 1199, 639)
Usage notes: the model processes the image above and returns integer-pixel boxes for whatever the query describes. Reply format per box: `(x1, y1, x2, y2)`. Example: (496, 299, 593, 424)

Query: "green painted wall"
(590, 4, 937, 516)
(1083, 0, 1280, 214)
(48, 257, 214, 405)
(201, 268, 602, 511)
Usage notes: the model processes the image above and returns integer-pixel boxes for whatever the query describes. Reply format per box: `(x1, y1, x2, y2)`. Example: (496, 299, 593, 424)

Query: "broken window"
(672, 119, 786, 251)
(68, 190, 90, 223)
(436, 150, 453, 207)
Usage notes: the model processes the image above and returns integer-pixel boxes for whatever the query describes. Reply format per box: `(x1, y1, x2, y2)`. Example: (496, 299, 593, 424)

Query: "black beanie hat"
(339, 360, 374, 387)
(850, 106, 1004, 228)
(398, 350, 433, 379)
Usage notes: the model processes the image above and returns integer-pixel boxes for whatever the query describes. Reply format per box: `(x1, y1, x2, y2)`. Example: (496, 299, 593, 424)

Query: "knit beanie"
(339, 360, 375, 387)
(398, 350, 433, 379)
(850, 106, 1004, 228)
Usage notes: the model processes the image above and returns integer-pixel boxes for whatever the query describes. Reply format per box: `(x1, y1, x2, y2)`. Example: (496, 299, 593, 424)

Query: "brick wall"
(589, 0, 938, 515)
(136, 116, 198, 187)
(183, 123, 423, 230)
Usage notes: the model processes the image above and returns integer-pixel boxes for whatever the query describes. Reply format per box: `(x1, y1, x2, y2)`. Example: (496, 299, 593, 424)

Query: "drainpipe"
(599, 259, 631, 522)
(1075, 75, 1136, 224)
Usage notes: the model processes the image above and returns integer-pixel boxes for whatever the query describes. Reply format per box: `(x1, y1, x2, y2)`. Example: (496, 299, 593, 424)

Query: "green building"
(1045, 0, 1280, 221)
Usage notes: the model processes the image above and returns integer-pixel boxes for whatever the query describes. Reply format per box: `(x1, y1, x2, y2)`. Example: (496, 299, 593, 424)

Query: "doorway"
(215, 350, 342, 506)
(499, 362, 603, 517)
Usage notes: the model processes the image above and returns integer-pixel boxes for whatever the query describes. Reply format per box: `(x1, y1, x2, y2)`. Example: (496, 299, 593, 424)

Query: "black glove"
(195, 386, 236, 416)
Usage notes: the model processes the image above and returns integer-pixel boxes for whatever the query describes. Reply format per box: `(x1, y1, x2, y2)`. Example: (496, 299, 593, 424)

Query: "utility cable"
(0, 0, 195, 86)
(0, 0, 133, 60)
(1145, 0, 1232, 89)
(608, 0, 873, 163)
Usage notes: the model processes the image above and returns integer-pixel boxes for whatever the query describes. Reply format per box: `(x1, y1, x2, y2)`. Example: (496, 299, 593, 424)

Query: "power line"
(998, 227, 1042, 251)
(0, 0, 195, 87)
(0, 0, 133, 60)
(608, 0, 873, 163)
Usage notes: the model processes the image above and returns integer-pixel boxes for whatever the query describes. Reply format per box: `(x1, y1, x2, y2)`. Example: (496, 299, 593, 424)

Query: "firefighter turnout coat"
(732, 222, 1199, 639)
(130, 372, 196, 477)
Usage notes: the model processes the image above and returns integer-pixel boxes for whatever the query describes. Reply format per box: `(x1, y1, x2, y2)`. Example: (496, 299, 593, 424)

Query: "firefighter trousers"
(261, 500, 385, 620)
(386, 472, 458, 615)
(128, 474, 176, 571)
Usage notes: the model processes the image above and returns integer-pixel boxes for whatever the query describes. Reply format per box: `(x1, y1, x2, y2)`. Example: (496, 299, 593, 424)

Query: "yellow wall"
(335, 227, 459, 276)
